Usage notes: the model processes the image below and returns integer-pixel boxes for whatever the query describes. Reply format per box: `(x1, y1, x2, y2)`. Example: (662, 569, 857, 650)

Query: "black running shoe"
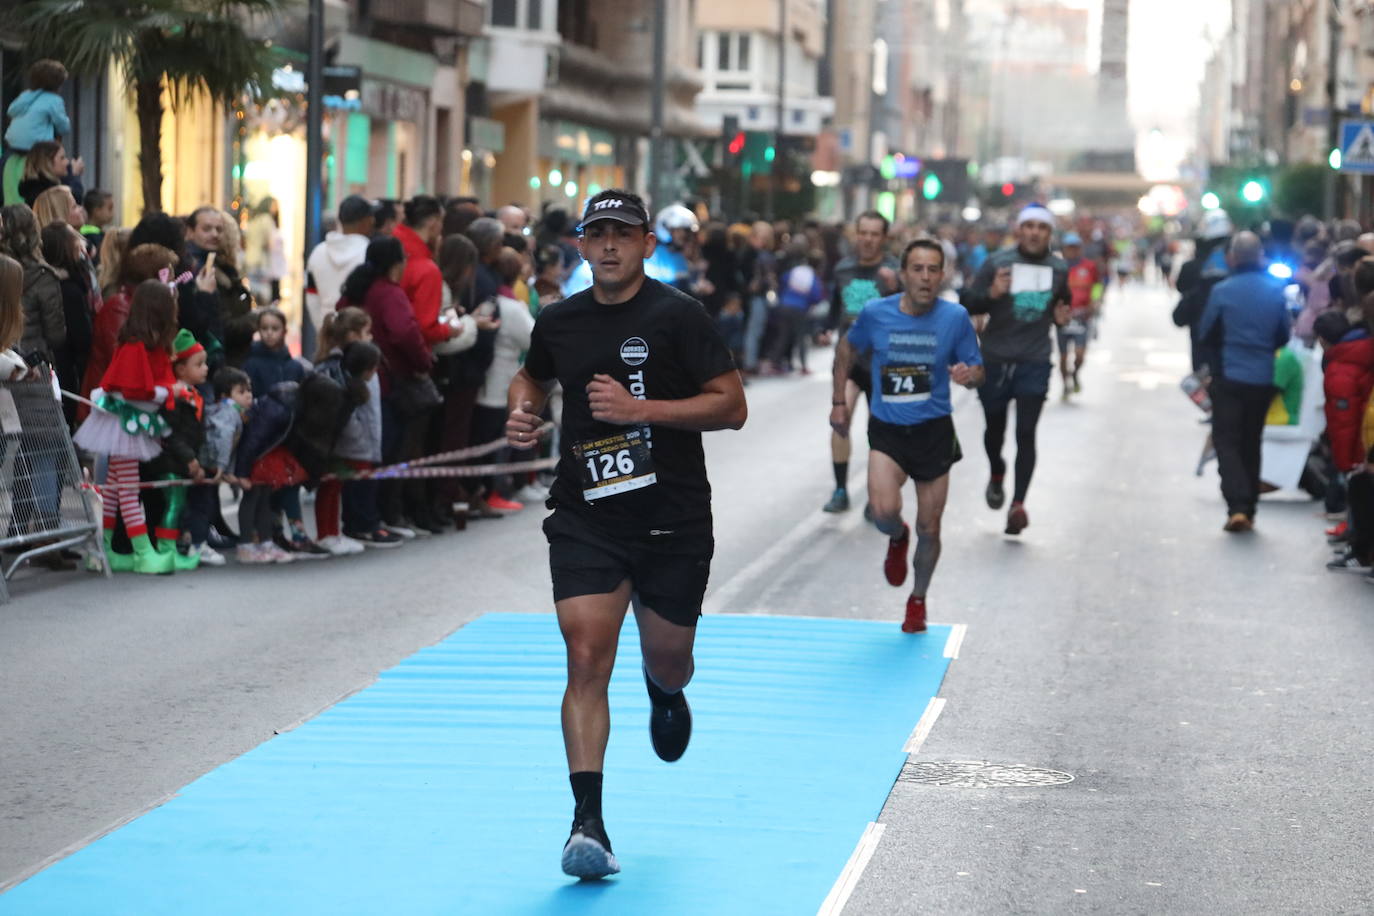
(562, 817, 619, 879)
(985, 476, 1005, 510)
(645, 670, 692, 762)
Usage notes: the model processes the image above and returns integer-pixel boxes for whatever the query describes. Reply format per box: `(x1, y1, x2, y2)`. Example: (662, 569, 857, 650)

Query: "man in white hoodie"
(304, 196, 375, 356)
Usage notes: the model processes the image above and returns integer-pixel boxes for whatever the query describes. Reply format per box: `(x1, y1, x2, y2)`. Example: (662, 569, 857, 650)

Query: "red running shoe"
(902, 595, 927, 633)
(1327, 520, 1349, 543)
(884, 524, 910, 587)
(485, 493, 525, 513)
(1005, 502, 1029, 535)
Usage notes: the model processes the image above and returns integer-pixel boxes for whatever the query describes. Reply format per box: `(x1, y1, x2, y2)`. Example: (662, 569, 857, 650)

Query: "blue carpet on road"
(1, 614, 952, 915)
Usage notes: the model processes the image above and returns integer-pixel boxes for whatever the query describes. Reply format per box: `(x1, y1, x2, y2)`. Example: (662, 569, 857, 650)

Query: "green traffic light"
(922, 173, 943, 200)
(1241, 180, 1265, 203)
(1330, 148, 1342, 170)
(764, 146, 776, 163)
(1200, 191, 1220, 210)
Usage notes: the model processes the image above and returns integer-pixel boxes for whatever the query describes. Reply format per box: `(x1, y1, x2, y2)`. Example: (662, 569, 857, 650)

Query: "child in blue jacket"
(3, 59, 74, 207)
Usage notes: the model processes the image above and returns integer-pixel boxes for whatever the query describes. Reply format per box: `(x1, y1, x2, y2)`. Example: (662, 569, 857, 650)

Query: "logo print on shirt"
(620, 337, 649, 366)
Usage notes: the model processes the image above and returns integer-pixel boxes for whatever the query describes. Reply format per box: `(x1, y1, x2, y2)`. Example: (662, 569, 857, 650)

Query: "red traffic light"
(1001, 182, 1015, 197)
(728, 132, 746, 156)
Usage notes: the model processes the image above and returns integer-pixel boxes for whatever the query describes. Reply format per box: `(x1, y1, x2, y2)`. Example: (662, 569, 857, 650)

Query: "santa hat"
(173, 329, 204, 362)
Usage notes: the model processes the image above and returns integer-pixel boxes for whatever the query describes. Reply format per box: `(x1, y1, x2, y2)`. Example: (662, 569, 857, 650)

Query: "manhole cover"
(898, 761, 1075, 788)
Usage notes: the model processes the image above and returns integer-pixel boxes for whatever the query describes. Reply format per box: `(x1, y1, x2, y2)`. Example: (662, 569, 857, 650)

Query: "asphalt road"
(3, 281, 1372, 912)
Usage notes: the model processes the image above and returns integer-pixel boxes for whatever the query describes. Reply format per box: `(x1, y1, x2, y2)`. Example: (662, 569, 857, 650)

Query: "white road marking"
(816, 822, 886, 916)
(903, 697, 947, 754)
(942, 623, 967, 659)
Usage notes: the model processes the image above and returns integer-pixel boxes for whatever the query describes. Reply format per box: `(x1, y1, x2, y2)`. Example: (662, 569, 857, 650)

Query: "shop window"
(491, 0, 517, 27)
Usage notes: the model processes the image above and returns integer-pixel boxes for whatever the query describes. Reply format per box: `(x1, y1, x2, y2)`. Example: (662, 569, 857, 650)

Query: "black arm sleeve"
(960, 258, 1003, 316)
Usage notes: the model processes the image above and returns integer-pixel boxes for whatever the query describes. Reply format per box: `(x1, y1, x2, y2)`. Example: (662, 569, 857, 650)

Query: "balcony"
(368, 0, 485, 37)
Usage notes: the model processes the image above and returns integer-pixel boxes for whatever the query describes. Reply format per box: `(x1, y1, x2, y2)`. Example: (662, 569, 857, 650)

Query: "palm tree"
(17, 0, 289, 213)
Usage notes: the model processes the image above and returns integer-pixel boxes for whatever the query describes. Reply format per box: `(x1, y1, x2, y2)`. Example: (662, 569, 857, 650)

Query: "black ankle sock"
(833, 462, 848, 491)
(570, 771, 603, 820)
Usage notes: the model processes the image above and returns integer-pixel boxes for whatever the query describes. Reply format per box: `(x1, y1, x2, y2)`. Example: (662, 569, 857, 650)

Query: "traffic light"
(1200, 191, 1220, 210)
(1241, 179, 1266, 203)
(922, 173, 943, 200)
(728, 132, 745, 156)
(1001, 182, 1015, 197)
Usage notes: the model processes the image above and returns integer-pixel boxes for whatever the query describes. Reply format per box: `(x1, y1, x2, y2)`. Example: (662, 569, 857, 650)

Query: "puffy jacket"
(1323, 329, 1374, 471)
(203, 400, 243, 474)
(17, 259, 64, 362)
(289, 373, 346, 481)
(242, 340, 306, 400)
(340, 279, 432, 393)
(235, 383, 297, 479)
(394, 224, 448, 346)
(4, 89, 70, 150)
(1198, 267, 1293, 385)
(314, 349, 382, 463)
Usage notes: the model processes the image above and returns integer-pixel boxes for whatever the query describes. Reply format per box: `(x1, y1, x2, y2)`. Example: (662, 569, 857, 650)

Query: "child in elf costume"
(141, 329, 211, 570)
(73, 278, 181, 574)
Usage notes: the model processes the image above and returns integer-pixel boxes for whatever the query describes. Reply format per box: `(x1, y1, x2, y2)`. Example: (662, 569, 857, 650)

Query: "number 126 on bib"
(573, 428, 658, 501)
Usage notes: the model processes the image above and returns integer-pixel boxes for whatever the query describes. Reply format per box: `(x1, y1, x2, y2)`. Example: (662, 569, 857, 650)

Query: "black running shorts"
(868, 414, 962, 483)
(542, 509, 713, 628)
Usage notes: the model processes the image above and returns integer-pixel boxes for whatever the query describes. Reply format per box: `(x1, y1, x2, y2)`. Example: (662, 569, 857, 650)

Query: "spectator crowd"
(1172, 211, 1374, 581)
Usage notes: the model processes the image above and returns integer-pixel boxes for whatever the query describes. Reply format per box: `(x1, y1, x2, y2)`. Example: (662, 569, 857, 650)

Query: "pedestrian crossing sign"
(1340, 121, 1374, 174)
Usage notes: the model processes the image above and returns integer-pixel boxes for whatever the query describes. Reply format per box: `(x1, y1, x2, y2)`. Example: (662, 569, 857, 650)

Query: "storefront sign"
(362, 81, 427, 123)
(323, 66, 363, 111)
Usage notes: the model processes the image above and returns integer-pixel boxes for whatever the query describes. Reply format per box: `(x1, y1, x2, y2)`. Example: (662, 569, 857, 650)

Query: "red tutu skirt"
(251, 446, 309, 487)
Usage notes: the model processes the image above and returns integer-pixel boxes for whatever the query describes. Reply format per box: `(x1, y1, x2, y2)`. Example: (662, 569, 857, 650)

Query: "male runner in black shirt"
(506, 189, 747, 880)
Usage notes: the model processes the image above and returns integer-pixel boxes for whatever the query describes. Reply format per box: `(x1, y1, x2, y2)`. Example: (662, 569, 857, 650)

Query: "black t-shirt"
(524, 278, 737, 533)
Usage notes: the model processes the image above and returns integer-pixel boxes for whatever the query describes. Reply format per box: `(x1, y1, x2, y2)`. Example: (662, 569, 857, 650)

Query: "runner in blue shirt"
(831, 238, 984, 633)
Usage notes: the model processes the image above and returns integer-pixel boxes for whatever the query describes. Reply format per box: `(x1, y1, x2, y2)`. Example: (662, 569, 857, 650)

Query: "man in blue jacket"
(1197, 231, 1293, 532)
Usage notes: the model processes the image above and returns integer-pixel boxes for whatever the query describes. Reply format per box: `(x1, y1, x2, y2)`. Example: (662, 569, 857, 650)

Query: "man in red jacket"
(393, 195, 460, 347)
(1316, 311, 1374, 571)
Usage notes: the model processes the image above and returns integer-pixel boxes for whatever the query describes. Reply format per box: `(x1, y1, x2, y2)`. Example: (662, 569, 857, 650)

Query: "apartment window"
(737, 35, 751, 71)
(491, 0, 517, 27)
(528, 0, 541, 29)
(717, 33, 730, 71)
(697, 36, 705, 70)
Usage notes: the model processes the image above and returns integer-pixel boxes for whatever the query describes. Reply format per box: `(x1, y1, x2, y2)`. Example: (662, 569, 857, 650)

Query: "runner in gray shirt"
(960, 204, 1071, 535)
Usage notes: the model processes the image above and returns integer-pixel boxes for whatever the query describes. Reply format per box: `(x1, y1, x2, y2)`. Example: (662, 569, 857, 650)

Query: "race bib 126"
(574, 428, 657, 501)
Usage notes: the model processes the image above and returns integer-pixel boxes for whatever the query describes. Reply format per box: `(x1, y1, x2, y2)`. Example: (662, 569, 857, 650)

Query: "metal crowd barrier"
(0, 373, 108, 601)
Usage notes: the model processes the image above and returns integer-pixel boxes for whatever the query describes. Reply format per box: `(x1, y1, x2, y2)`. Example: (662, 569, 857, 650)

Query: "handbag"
(390, 372, 443, 416)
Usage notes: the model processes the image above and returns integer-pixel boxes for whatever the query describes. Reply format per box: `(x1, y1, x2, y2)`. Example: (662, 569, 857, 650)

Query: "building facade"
(478, 0, 708, 214)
